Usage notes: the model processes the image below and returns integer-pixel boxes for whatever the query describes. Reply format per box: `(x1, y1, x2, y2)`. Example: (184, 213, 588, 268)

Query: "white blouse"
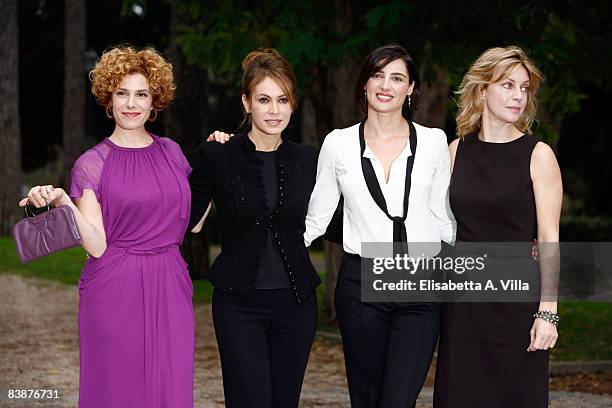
(304, 121, 456, 256)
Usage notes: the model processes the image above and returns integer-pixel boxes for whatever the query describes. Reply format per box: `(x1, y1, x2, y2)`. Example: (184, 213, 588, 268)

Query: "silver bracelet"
(533, 310, 559, 326)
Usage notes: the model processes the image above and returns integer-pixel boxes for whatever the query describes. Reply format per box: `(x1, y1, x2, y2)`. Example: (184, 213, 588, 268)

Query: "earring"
(148, 109, 158, 122)
(408, 95, 412, 108)
(364, 90, 367, 101)
(105, 105, 113, 118)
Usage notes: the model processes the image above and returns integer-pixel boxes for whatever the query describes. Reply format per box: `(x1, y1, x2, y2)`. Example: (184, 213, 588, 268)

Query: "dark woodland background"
(1, 0, 611, 321)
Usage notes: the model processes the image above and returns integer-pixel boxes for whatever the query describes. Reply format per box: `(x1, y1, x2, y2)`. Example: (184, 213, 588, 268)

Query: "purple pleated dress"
(70, 135, 194, 408)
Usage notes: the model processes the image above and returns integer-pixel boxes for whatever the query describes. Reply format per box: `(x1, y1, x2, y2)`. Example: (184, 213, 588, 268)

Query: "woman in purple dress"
(20, 46, 194, 408)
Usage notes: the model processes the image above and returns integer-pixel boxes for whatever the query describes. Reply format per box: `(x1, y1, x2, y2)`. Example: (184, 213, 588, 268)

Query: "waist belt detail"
(112, 243, 178, 255)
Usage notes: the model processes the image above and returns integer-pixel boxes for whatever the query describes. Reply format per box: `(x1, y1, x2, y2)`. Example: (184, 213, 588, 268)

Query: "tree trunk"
(0, 0, 22, 235)
(60, 0, 86, 188)
(300, 93, 318, 147)
(413, 68, 449, 130)
(166, 7, 211, 280)
(301, 0, 361, 323)
(320, 57, 360, 324)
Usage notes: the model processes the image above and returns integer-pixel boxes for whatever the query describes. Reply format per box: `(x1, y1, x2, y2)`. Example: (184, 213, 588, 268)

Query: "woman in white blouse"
(304, 44, 455, 408)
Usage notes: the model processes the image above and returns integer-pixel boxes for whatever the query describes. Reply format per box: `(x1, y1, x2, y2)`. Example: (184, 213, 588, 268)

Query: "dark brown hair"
(354, 44, 421, 113)
(241, 48, 297, 110)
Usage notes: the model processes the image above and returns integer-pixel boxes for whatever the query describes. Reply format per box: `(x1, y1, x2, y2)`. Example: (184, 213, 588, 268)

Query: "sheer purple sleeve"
(161, 137, 192, 177)
(70, 145, 107, 202)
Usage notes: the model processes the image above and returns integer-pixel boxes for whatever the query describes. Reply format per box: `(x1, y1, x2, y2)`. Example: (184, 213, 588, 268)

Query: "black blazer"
(188, 133, 321, 301)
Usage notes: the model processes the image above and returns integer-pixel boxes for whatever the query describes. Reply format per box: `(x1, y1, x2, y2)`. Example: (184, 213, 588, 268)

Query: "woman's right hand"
(19, 185, 72, 208)
(19, 185, 108, 258)
(207, 131, 233, 143)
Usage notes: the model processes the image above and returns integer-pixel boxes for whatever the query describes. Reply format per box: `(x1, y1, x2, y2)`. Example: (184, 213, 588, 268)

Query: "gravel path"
(1, 273, 610, 407)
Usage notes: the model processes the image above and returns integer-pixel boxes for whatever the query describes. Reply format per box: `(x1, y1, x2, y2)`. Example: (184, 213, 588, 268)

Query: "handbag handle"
(24, 199, 51, 218)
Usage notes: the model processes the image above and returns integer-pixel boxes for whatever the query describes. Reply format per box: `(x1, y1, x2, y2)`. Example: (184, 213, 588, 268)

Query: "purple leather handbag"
(12, 203, 82, 263)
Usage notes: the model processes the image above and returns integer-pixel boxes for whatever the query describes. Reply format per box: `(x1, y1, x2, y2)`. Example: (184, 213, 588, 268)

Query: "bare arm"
(531, 142, 562, 311)
(191, 203, 212, 233)
(449, 138, 459, 174)
(528, 142, 562, 351)
(188, 142, 214, 233)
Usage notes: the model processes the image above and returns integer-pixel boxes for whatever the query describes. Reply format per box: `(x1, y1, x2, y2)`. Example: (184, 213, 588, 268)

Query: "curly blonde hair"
(456, 46, 544, 138)
(89, 46, 176, 111)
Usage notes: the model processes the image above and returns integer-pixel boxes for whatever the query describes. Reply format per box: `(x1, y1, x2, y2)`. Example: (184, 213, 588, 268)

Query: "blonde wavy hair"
(456, 46, 543, 138)
(89, 46, 176, 112)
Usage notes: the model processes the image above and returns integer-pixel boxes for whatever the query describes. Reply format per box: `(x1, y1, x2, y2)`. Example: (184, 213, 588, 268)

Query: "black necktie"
(359, 119, 417, 243)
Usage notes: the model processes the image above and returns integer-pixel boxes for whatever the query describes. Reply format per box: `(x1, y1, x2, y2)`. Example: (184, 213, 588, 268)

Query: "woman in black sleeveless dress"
(434, 46, 562, 407)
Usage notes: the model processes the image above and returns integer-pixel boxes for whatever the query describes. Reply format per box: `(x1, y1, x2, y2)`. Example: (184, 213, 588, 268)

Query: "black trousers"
(212, 288, 317, 408)
(335, 253, 441, 408)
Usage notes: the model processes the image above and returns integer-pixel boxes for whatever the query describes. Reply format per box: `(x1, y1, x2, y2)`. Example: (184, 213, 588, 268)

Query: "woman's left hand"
(527, 318, 558, 352)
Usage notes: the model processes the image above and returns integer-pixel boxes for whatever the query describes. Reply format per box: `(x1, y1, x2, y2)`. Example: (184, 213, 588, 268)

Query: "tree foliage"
(147, 0, 612, 146)
(119, 0, 612, 319)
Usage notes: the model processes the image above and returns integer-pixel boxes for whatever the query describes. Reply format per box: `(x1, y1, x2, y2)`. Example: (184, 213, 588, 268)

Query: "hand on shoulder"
(207, 131, 233, 143)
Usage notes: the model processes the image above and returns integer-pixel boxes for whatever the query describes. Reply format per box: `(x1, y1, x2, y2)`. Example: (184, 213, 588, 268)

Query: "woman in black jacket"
(188, 48, 319, 408)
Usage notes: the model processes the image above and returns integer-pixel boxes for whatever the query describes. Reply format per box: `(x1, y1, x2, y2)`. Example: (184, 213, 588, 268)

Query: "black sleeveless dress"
(433, 133, 549, 407)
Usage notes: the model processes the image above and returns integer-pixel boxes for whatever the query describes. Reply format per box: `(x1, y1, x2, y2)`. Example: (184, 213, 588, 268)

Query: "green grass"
(553, 301, 612, 361)
(0, 236, 216, 302)
(1, 237, 610, 360)
(193, 278, 214, 304)
(0, 236, 87, 285)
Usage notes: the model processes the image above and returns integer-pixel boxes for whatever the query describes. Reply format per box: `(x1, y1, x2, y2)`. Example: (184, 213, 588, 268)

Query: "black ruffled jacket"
(188, 133, 321, 301)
